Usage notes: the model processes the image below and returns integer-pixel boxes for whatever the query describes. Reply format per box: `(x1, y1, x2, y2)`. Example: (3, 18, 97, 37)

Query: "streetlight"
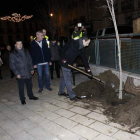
(50, 13, 53, 17)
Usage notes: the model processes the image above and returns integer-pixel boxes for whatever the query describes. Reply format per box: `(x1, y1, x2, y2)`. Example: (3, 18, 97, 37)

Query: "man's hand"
(49, 62, 52, 65)
(86, 68, 93, 79)
(34, 65, 37, 68)
(17, 75, 21, 79)
(31, 71, 34, 75)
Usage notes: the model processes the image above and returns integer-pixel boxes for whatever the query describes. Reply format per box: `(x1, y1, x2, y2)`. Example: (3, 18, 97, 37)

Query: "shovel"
(68, 64, 106, 85)
(68, 64, 115, 88)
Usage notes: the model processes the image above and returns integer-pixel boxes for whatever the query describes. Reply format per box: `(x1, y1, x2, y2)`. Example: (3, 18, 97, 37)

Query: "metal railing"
(87, 34, 140, 74)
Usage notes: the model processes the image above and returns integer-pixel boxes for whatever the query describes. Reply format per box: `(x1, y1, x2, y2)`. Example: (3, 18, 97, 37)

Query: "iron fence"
(86, 36, 140, 74)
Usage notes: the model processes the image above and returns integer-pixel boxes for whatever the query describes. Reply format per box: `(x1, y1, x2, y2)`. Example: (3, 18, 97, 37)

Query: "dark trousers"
(10, 69, 14, 78)
(59, 66, 75, 99)
(0, 68, 2, 79)
(50, 61, 60, 78)
(17, 78, 34, 101)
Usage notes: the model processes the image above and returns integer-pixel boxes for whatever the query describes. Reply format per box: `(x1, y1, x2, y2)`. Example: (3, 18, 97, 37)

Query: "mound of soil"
(105, 95, 140, 128)
(73, 79, 127, 105)
(73, 70, 140, 128)
(97, 70, 120, 90)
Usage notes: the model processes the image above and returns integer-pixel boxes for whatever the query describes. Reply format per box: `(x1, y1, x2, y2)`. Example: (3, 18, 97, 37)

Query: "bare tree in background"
(34, 0, 69, 36)
(105, 0, 122, 99)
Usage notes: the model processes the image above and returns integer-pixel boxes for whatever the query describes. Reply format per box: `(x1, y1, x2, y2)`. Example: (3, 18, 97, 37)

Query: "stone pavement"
(0, 66, 140, 140)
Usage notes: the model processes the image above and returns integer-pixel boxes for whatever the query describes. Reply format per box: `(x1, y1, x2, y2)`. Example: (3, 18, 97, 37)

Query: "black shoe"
(57, 76, 60, 78)
(38, 89, 43, 93)
(58, 92, 69, 97)
(51, 77, 54, 79)
(21, 100, 26, 105)
(70, 96, 82, 101)
(46, 87, 52, 91)
(29, 96, 39, 100)
(0, 77, 3, 80)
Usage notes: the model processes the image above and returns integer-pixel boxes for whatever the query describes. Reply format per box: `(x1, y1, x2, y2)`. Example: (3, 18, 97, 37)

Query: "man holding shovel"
(58, 36, 92, 101)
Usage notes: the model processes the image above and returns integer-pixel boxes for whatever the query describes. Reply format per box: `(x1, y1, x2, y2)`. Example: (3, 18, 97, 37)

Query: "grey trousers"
(59, 66, 76, 99)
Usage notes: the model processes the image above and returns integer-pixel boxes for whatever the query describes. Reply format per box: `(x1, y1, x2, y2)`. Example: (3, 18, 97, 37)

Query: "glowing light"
(0, 13, 33, 22)
(50, 13, 53, 17)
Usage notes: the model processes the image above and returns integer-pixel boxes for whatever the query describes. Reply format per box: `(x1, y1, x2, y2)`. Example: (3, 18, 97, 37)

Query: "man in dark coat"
(30, 31, 52, 93)
(50, 37, 60, 79)
(59, 36, 92, 101)
(71, 25, 87, 40)
(4, 45, 14, 78)
(10, 39, 39, 105)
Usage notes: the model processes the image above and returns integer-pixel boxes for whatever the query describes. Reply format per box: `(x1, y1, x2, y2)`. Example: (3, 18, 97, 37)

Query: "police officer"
(71, 25, 87, 40)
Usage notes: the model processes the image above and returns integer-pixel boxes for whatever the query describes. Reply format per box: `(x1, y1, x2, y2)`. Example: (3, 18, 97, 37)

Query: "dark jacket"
(30, 39, 51, 65)
(50, 43, 60, 61)
(4, 50, 11, 66)
(9, 48, 34, 79)
(59, 38, 89, 69)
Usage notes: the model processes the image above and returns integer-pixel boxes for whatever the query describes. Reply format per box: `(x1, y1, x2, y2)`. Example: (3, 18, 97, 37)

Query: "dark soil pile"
(73, 70, 140, 128)
(97, 70, 120, 90)
(105, 95, 140, 128)
(73, 79, 128, 105)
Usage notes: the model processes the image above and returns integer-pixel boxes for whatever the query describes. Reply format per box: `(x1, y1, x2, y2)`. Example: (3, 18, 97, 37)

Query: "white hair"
(36, 31, 43, 35)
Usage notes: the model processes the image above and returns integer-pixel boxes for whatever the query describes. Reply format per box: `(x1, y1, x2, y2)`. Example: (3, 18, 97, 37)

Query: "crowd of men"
(0, 26, 93, 105)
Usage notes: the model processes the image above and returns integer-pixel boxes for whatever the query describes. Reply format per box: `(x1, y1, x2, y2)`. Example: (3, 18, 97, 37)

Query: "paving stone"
(93, 134, 117, 140)
(69, 107, 91, 115)
(19, 108, 45, 124)
(16, 118, 37, 131)
(71, 124, 100, 140)
(55, 127, 82, 140)
(0, 132, 14, 140)
(0, 126, 5, 135)
(87, 112, 108, 123)
(29, 127, 60, 140)
(55, 108, 75, 118)
(43, 103, 61, 112)
(1, 107, 25, 123)
(109, 122, 129, 131)
(53, 117, 78, 129)
(13, 131, 36, 140)
(89, 122, 118, 136)
(0, 120, 23, 135)
(135, 130, 140, 136)
(70, 114, 96, 126)
(0, 112, 8, 122)
(26, 104, 44, 113)
(39, 120, 64, 135)
(9, 104, 26, 112)
(45, 98, 61, 105)
(113, 130, 140, 140)
(55, 102, 74, 109)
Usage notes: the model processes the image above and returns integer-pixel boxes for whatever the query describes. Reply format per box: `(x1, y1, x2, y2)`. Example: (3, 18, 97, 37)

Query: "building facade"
(57, 0, 140, 37)
(0, 18, 41, 47)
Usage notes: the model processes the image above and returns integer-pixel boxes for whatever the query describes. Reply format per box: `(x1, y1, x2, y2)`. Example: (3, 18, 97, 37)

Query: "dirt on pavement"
(73, 70, 139, 128)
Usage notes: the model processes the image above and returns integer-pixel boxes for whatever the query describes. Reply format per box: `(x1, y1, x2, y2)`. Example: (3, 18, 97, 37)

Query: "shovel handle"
(68, 64, 105, 85)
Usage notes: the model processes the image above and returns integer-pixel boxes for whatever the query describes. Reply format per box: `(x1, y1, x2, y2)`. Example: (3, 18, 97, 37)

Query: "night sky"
(0, 0, 39, 16)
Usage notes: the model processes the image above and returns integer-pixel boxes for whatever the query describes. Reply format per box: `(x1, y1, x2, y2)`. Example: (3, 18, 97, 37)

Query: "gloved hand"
(61, 59, 68, 66)
(86, 68, 93, 79)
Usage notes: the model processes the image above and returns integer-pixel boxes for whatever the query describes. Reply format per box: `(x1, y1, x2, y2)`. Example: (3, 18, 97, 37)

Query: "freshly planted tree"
(105, 0, 123, 99)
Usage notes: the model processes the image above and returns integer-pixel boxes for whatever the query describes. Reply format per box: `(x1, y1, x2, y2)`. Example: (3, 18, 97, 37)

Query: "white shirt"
(35, 40, 48, 65)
